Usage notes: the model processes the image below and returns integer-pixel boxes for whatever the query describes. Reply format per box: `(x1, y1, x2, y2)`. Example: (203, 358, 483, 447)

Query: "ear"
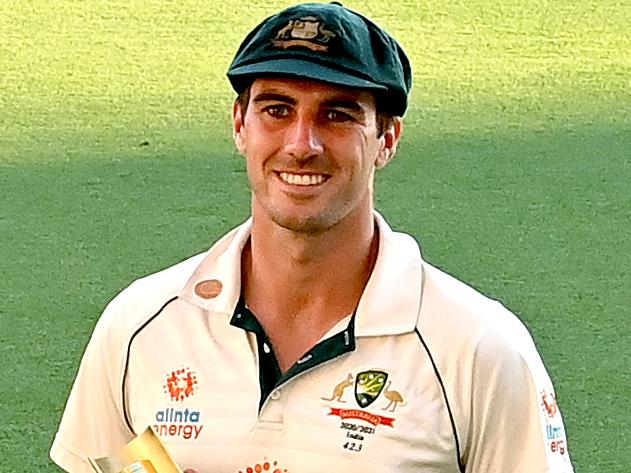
(233, 100, 246, 155)
(375, 118, 402, 169)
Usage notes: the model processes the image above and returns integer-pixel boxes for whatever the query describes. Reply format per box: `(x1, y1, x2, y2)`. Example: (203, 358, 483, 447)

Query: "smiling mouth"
(278, 172, 329, 186)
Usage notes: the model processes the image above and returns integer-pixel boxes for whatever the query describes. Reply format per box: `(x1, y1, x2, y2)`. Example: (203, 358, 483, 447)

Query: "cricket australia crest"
(322, 369, 402, 453)
(354, 370, 388, 408)
(273, 16, 336, 52)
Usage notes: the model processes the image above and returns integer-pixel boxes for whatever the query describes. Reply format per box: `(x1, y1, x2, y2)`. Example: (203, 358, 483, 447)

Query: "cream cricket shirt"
(51, 214, 574, 473)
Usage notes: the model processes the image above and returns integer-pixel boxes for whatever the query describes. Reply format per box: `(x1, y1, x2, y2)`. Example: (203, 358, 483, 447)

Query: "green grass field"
(1, 1, 630, 471)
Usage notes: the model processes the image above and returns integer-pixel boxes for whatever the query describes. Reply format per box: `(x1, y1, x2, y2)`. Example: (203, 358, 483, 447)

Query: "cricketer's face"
(233, 78, 400, 234)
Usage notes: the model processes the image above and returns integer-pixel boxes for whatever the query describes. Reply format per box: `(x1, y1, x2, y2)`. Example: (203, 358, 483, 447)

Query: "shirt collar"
(179, 212, 423, 336)
(179, 220, 251, 315)
(354, 212, 423, 336)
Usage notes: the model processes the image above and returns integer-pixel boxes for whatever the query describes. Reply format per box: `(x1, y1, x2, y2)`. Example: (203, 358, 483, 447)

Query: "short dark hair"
(236, 85, 396, 138)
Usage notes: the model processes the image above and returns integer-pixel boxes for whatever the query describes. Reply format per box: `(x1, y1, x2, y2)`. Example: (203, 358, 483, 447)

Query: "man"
(51, 2, 574, 472)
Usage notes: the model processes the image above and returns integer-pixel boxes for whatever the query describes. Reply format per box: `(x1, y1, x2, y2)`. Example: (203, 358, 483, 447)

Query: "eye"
(264, 104, 291, 118)
(325, 109, 355, 123)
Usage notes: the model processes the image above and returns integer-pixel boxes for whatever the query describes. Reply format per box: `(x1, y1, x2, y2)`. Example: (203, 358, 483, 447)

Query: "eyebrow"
(321, 99, 366, 113)
(252, 92, 296, 105)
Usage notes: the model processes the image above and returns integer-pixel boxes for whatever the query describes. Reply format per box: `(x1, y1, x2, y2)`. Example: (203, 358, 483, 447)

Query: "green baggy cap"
(227, 2, 412, 116)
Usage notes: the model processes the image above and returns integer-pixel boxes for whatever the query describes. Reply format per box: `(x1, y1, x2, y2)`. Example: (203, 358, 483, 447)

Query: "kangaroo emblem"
(321, 373, 354, 402)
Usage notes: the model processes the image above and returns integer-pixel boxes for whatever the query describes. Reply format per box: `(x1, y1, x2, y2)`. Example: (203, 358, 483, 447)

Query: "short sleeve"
(50, 288, 136, 473)
(463, 310, 574, 473)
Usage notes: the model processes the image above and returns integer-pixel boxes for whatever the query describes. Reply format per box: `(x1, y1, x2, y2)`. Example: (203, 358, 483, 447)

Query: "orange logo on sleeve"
(541, 390, 558, 418)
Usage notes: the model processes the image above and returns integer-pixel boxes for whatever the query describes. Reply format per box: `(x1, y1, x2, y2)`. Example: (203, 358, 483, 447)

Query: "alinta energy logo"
(321, 370, 406, 453)
(540, 389, 567, 456)
(153, 367, 204, 440)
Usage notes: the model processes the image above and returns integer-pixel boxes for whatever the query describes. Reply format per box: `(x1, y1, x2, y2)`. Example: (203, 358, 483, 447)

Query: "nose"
(283, 114, 324, 160)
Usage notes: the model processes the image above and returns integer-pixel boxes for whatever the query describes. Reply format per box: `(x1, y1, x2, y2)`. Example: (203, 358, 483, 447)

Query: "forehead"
(248, 77, 377, 109)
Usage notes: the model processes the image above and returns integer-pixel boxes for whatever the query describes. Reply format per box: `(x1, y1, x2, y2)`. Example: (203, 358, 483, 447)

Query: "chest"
(123, 306, 461, 473)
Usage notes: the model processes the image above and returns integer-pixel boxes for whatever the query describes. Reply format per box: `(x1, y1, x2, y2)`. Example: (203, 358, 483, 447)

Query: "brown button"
(194, 279, 222, 299)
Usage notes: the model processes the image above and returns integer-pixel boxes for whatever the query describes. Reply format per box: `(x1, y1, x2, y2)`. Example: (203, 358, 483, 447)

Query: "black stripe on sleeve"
(121, 296, 179, 434)
(415, 327, 465, 473)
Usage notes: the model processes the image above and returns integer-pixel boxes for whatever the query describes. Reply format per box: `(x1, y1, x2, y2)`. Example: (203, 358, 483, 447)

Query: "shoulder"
(419, 262, 534, 349)
(94, 220, 251, 339)
(417, 262, 548, 385)
(416, 262, 555, 415)
(98, 251, 208, 336)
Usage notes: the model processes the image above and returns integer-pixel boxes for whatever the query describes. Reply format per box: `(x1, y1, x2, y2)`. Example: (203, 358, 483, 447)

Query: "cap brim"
(227, 58, 388, 92)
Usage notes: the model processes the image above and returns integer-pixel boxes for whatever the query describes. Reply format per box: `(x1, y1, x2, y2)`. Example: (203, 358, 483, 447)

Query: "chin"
(273, 215, 336, 235)
(269, 207, 347, 235)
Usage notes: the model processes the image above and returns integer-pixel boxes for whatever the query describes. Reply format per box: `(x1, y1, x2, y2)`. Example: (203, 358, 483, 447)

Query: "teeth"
(280, 172, 325, 186)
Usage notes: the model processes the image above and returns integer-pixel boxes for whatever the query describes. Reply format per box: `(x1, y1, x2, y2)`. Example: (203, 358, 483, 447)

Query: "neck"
(242, 204, 378, 325)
